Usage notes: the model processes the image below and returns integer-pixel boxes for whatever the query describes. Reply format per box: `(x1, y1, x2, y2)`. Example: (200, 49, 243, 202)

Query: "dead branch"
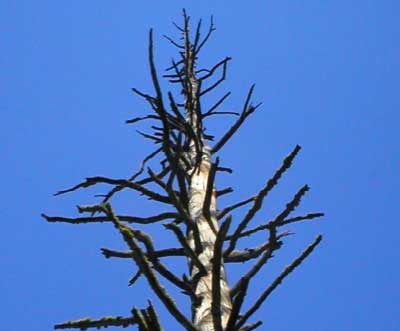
(226, 277, 250, 331)
(212, 85, 260, 154)
(101, 247, 185, 259)
(126, 114, 160, 124)
(128, 270, 142, 286)
(236, 235, 322, 329)
(103, 202, 197, 331)
(224, 144, 301, 257)
(217, 196, 254, 220)
(164, 223, 207, 276)
(55, 177, 171, 204)
(200, 58, 230, 96)
(54, 315, 136, 330)
(42, 211, 178, 225)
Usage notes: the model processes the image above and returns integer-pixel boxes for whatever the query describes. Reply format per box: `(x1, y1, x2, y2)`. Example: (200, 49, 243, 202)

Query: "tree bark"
(183, 46, 232, 330)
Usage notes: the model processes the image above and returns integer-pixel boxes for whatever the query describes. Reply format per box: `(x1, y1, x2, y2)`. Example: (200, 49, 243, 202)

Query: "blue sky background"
(1, 1, 399, 330)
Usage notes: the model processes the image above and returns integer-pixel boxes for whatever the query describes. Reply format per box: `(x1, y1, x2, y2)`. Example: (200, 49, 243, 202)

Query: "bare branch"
(216, 187, 233, 197)
(101, 247, 185, 259)
(224, 145, 301, 257)
(163, 34, 184, 49)
(42, 211, 177, 225)
(194, 15, 215, 55)
(164, 223, 207, 277)
(55, 177, 171, 204)
(199, 57, 231, 81)
(240, 321, 263, 331)
(126, 114, 159, 124)
(212, 84, 259, 154)
(226, 277, 250, 331)
(54, 315, 136, 330)
(234, 212, 324, 239)
(128, 270, 142, 286)
(217, 196, 254, 220)
(237, 235, 323, 329)
(104, 203, 197, 331)
(200, 58, 230, 96)
(202, 92, 232, 119)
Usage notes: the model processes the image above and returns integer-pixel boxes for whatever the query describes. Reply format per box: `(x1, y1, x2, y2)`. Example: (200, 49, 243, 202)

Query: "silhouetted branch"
(194, 15, 215, 55)
(42, 211, 178, 225)
(224, 145, 301, 257)
(218, 196, 254, 220)
(126, 114, 159, 124)
(148, 167, 190, 221)
(240, 320, 263, 331)
(128, 270, 142, 286)
(200, 58, 230, 96)
(55, 177, 171, 204)
(163, 34, 184, 49)
(101, 247, 185, 259)
(164, 223, 207, 276)
(199, 57, 231, 81)
(226, 277, 249, 331)
(235, 212, 324, 239)
(216, 187, 233, 197)
(202, 92, 231, 118)
(54, 315, 136, 330)
(236, 235, 323, 329)
(212, 85, 260, 154)
(103, 203, 196, 331)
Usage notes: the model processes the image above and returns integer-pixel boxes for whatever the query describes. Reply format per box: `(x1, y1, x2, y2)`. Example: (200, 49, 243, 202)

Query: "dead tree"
(43, 10, 323, 331)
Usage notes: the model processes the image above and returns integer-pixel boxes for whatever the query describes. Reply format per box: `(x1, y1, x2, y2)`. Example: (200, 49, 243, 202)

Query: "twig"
(128, 270, 142, 286)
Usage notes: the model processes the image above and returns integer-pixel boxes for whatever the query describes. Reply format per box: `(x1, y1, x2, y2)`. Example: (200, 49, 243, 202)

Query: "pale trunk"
(185, 50, 232, 331)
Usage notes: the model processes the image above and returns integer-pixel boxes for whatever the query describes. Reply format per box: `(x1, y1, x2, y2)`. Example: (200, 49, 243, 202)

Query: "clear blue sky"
(2, 1, 399, 330)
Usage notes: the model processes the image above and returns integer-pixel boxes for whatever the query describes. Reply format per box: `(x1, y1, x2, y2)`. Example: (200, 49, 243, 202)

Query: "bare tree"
(43, 10, 323, 331)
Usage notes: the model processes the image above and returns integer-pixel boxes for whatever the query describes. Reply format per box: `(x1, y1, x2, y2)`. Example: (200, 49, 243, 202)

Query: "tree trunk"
(183, 46, 232, 330)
